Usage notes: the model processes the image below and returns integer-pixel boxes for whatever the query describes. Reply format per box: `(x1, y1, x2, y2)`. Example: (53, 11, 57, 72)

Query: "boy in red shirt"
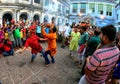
(20, 31, 45, 62)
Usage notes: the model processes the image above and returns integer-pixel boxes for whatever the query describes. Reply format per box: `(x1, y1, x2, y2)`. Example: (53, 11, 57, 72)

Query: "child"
(41, 24, 57, 67)
(69, 26, 80, 61)
(20, 31, 46, 62)
(4, 29, 9, 40)
(2, 39, 14, 56)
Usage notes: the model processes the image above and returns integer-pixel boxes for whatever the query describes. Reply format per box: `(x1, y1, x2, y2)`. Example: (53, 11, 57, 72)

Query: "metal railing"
(70, 0, 117, 4)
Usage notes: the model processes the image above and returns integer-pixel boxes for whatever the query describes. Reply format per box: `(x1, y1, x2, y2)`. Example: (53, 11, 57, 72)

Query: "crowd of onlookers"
(0, 18, 51, 57)
(58, 21, 120, 84)
(0, 18, 120, 84)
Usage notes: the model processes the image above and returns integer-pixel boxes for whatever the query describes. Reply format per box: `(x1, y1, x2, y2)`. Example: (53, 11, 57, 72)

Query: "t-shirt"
(113, 62, 120, 79)
(25, 35, 42, 54)
(86, 45, 120, 84)
(3, 41, 12, 51)
(14, 28, 21, 38)
(85, 36, 101, 57)
(36, 26, 41, 33)
(79, 32, 89, 45)
(5, 33, 8, 40)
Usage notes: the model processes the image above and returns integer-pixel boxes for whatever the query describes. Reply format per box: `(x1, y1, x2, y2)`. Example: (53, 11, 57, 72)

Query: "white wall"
(1, 0, 16, 3)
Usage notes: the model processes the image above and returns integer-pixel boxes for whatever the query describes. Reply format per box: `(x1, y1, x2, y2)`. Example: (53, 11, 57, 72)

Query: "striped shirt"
(86, 44, 120, 84)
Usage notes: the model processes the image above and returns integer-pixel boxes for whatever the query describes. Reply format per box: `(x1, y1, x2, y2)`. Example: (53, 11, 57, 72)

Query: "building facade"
(69, 0, 118, 27)
(42, 0, 70, 25)
(115, 2, 120, 32)
(0, 0, 70, 26)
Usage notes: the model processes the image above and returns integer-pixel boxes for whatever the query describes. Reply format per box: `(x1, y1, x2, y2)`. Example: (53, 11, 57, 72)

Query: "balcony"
(70, 0, 117, 4)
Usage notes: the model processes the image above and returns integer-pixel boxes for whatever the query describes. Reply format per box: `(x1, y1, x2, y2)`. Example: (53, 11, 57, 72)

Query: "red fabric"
(0, 43, 3, 48)
(29, 25, 36, 35)
(3, 42, 12, 51)
(22, 29, 26, 38)
(29, 25, 36, 30)
(11, 19, 15, 24)
(0, 43, 4, 53)
(25, 35, 42, 54)
(78, 44, 85, 53)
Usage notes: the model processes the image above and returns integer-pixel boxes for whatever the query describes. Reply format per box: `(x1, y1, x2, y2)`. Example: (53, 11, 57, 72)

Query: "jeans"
(15, 37, 22, 47)
(3, 48, 14, 56)
(31, 49, 44, 61)
(43, 50, 55, 64)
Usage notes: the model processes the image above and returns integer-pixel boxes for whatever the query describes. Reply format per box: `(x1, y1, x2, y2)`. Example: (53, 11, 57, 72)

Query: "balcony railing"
(70, 0, 117, 4)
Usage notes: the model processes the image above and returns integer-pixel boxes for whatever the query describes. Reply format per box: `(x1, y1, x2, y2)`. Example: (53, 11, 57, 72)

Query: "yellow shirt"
(5, 33, 8, 40)
(20, 31, 23, 38)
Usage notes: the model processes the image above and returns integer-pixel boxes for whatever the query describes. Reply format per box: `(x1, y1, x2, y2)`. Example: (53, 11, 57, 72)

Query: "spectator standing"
(79, 25, 120, 84)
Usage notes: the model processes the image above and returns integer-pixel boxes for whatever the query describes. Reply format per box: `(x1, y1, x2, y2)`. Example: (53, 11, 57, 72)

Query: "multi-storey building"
(42, 0, 70, 25)
(69, 0, 119, 27)
(115, 2, 120, 32)
(0, 0, 70, 26)
(0, 0, 43, 26)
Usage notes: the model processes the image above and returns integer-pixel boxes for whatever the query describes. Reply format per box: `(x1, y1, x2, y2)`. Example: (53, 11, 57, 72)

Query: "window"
(34, 0, 40, 4)
(89, 3, 95, 13)
(52, 2, 55, 9)
(98, 4, 103, 14)
(45, 0, 49, 6)
(106, 5, 112, 16)
(62, 5, 64, 14)
(72, 3, 77, 13)
(100, 11, 103, 14)
(58, 4, 61, 13)
(66, 9, 69, 14)
(64, 7, 66, 14)
(109, 12, 112, 16)
(80, 3, 86, 13)
(117, 14, 119, 20)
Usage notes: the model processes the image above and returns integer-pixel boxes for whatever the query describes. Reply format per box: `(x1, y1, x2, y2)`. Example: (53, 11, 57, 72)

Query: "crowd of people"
(58, 21, 120, 84)
(0, 18, 120, 84)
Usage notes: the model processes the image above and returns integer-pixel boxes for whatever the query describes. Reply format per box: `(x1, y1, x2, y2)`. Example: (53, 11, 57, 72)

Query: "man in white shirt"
(61, 23, 71, 48)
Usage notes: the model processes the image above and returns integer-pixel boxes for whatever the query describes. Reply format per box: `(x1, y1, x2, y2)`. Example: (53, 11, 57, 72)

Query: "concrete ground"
(0, 42, 81, 84)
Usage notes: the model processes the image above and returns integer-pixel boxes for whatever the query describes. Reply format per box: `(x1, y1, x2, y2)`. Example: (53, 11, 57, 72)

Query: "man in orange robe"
(41, 24, 57, 66)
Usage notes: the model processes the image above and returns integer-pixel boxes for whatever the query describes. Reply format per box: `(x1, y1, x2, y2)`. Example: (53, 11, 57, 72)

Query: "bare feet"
(45, 64, 49, 67)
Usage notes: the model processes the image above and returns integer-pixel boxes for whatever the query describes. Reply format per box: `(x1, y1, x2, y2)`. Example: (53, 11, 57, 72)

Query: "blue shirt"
(45, 28, 50, 34)
(113, 62, 120, 79)
(36, 26, 41, 33)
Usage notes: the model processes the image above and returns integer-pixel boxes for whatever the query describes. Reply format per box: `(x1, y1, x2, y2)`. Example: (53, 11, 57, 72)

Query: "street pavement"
(0, 42, 81, 84)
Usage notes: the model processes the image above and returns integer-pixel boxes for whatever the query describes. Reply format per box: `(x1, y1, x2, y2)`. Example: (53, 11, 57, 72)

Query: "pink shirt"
(86, 45, 120, 84)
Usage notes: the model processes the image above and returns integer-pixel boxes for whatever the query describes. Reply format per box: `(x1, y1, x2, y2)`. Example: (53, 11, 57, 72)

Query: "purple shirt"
(0, 30, 4, 43)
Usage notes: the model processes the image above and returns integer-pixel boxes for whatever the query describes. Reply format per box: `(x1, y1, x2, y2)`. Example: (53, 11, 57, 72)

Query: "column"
(0, 11, 2, 27)
(86, 3, 89, 14)
(103, 4, 106, 16)
(30, 10, 34, 21)
(95, 2, 98, 16)
(16, 10, 20, 22)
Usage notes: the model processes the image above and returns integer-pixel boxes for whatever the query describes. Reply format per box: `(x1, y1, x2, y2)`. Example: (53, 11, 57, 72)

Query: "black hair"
(81, 26, 87, 31)
(101, 25, 116, 41)
(94, 30, 101, 36)
(52, 26, 57, 33)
